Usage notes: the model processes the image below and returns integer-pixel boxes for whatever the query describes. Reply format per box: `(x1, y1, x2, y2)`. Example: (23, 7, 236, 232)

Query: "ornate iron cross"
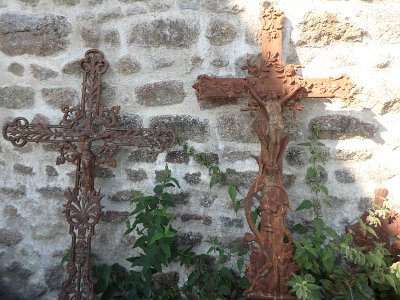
(3, 49, 174, 300)
(193, 6, 355, 299)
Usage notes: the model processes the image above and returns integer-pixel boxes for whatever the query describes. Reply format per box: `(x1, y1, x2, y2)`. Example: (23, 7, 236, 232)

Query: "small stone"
(3, 205, 18, 219)
(149, 115, 209, 143)
(183, 172, 201, 185)
(223, 151, 252, 162)
(8, 63, 24, 76)
(179, 0, 243, 14)
(217, 115, 258, 143)
(0, 228, 22, 246)
(126, 3, 148, 15)
(226, 171, 257, 187)
(211, 57, 229, 67)
(191, 55, 203, 66)
(381, 98, 400, 114)
(309, 115, 377, 140)
(171, 192, 190, 205)
(166, 150, 190, 164)
(101, 211, 129, 223)
(62, 59, 82, 75)
(45, 265, 66, 290)
(95, 167, 115, 179)
(115, 55, 140, 75)
(194, 152, 219, 165)
(6, 262, 32, 279)
(0, 13, 71, 56)
(206, 19, 237, 46)
(283, 174, 296, 189)
(153, 58, 174, 69)
(54, 0, 80, 5)
(152, 272, 179, 294)
(285, 146, 307, 166)
(199, 192, 217, 208)
(41, 87, 79, 108)
(180, 213, 212, 226)
(128, 149, 158, 163)
(335, 149, 372, 161)
(296, 12, 364, 47)
(98, 10, 123, 23)
(0, 186, 26, 197)
(126, 169, 147, 182)
(368, 165, 396, 183)
(0, 86, 34, 109)
(334, 169, 355, 184)
(14, 163, 34, 175)
(32, 223, 64, 240)
(175, 232, 202, 249)
(80, 27, 100, 48)
(149, 0, 172, 12)
(220, 216, 243, 228)
(18, 0, 40, 5)
(358, 197, 372, 212)
(46, 165, 59, 176)
(129, 19, 200, 48)
(36, 186, 64, 200)
(100, 82, 116, 106)
(109, 190, 135, 203)
(30, 64, 58, 81)
(135, 81, 185, 106)
(103, 30, 120, 46)
(119, 114, 143, 129)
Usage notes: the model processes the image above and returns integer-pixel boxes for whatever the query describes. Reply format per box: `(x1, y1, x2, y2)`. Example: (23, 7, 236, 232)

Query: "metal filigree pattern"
(192, 5, 356, 299)
(2, 49, 175, 300)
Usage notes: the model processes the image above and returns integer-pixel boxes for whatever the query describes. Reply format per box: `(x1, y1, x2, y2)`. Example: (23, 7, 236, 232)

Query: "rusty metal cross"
(193, 6, 355, 299)
(3, 49, 174, 300)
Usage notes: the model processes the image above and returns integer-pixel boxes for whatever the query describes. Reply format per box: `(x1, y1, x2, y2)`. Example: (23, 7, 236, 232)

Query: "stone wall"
(0, 0, 399, 298)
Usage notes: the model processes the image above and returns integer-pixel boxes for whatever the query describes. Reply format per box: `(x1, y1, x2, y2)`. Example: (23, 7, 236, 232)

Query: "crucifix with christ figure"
(193, 6, 355, 299)
(3, 49, 175, 300)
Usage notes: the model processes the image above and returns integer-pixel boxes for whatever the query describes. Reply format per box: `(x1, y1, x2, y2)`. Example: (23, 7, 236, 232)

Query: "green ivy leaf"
(292, 224, 308, 234)
(150, 232, 164, 244)
(228, 185, 238, 201)
(296, 200, 313, 211)
(210, 175, 218, 188)
(160, 243, 171, 259)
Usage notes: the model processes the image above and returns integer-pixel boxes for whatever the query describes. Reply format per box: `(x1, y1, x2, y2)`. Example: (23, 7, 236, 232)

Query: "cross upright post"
(193, 6, 355, 299)
(3, 49, 175, 300)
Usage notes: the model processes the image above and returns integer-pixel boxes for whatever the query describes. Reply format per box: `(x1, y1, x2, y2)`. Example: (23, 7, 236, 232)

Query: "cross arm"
(193, 75, 248, 101)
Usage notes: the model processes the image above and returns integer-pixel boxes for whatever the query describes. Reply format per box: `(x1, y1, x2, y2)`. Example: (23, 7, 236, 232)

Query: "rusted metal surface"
(193, 6, 355, 300)
(3, 49, 174, 300)
(346, 188, 400, 256)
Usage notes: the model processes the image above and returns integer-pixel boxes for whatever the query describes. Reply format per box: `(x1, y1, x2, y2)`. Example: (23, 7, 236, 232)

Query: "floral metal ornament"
(193, 6, 355, 299)
(3, 49, 175, 300)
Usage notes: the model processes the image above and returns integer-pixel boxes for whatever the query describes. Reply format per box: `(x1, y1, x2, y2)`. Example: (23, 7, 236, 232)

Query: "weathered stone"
(335, 149, 372, 161)
(36, 186, 64, 200)
(206, 19, 237, 45)
(103, 30, 120, 46)
(41, 87, 78, 108)
(285, 146, 307, 166)
(245, 23, 261, 45)
(30, 64, 58, 81)
(296, 12, 364, 47)
(0, 186, 26, 197)
(358, 197, 372, 212)
(309, 115, 377, 139)
(8, 63, 24, 76)
(129, 19, 199, 48)
(381, 98, 400, 114)
(54, 0, 80, 5)
(305, 167, 328, 185)
(0, 14, 71, 56)
(109, 190, 135, 203)
(183, 172, 201, 185)
(26, 282, 47, 298)
(128, 149, 158, 163)
(223, 151, 252, 162)
(135, 81, 185, 106)
(119, 114, 143, 129)
(220, 236, 249, 251)
(6, 262, 32, 279)
(100, 82, 116, 105)
(149, 0, 172, 12)
(115, 55, 140, 75)
(98, 10, 123, 23)
(3, 205, 18, 219)
(166, 150, 190, 164)
(217, 115, 258, 143)
(152, 272, 179, 294)
(180, 213, 212, 225)
(126, 3, 148, 15)
(80, 27, 100, 48)
(211, 57, 229, 67)
(0, 228, 22, 246)
(334, 169, 355, 184)
(14, 164, 34, 175)
(32, 223, 64, 240)
(368, 165, 396, 183)
(175, 232, 202, 249)
(199, 192, 217, 208)
(171, 192, 190, 205)
(194, 152, 219, 165)
(101, 211, 129, 223)
(283, 174, 296, 189)
(126, 168, 147, 182)
(179, 0, 244, 14)
(153, 58, 174, 69)
(150, 115, 209, 143)
(18, 0, 40, 5)
(226, 171, 257, 188)
(46, 165, 59, 176)
(95, 167, 115, 179)
(62, 59, 82, 75)
(0, 86, 34, 109)
(45, 265, 66, 290)
(220, 216, 243, 228)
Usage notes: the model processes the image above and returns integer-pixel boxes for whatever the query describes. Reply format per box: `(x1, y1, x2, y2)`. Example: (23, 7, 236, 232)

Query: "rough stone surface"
(220, 216, 243, 228)
(226, 171, 257, 188)
(45, 265, 66, 290)
(149, 115, 209, 143)
(14, 163, 34, 175)
(128, 149, 158, 163)
(223, 151, 252, 162)
(101, 211, 129, 223)
(30, 64, 58, 80)
(296, 12, 364, 47)
(46, 165, 58, 176)
(179, 0, 243, 14)
(103, 30, 120, 46)
(285, 146, 307, 166)
(119, 114, 143, 129)
(335, 149, 373, 161)
(36, 186, 64, 200)
(135, 81, 185, 106)
(183, 172, 201, 185)
(95, 167, 115, 179)
(62, 59, 82, 75)
(0, 186, 26, 198)
(115, 55, 141, 75)
(54, 0, 80, 5)
(206, 19, 237, 45)
(194, 152, 219, 165)
(211, 57, 229, 67)
(180, 213, 212, 225)
(0, 229, 23, 246)
(80, 27, 101, 48)
(283, 174, 296, 189)
(305, 167, 328, 185)
(41, 87, 78, 108)
(0, 86, 34, 109)
(0, 14, 71, 56)
(31, 223, 64, 240)
(368, 165, 396, 183)
(126, 168, 147, 182)
(175, 232, 203, 249)
(100, 82, 116, 105)
(217, 115, 258, 143)
(109, 190, 135, 203)
(166, 150, 190, 164)
(334, 169, 356, 184)
(3, 205, 18, 219)
(199, 192, 217, 208)
(170, 192, 190, 205)
(153, 57, 174, 69)
(309, 115, 378, 140)
(8, 63, 24, 76)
